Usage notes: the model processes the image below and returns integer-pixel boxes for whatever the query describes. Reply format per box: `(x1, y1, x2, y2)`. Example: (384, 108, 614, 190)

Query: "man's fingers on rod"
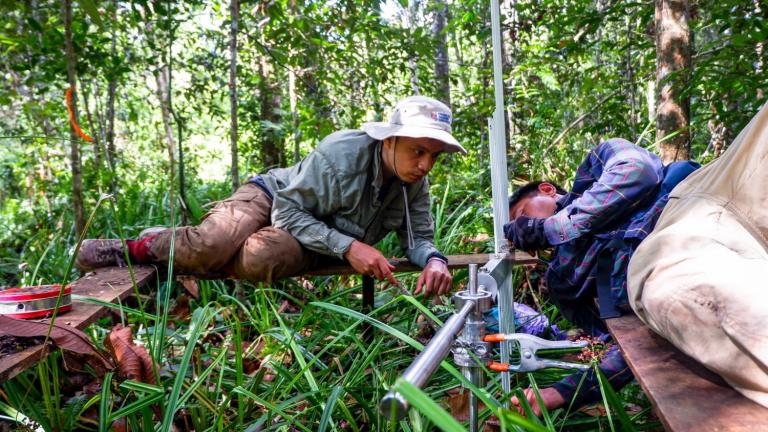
(370, 264, 383, 280)
(440, 277, 452, 295)
(378, 261, 397, 286)
(423, 273, 435, 298)
(386, 272, 399, 287)
(414, 274, 425, 294)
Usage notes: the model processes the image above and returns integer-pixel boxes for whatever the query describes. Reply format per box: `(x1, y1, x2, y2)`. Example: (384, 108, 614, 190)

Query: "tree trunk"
(288, 69, 300, 162)
(63, 0, 85, 237)
(105, 75, 118, 191)
(432, 0, 451, 107)
(258, 55, 284, 169)
(626, 14, 637, 139)
(103, 2, 118, 193)
(80, 82, 103, 172)
(407, 0, 420, 95)
(229, 0, 240, 192)
(300, 51, 327, 146)
(154, 66, 176, 187)
(655, 0, 691, 162)
(166, 8, 187, 224)
(452, 28, 470, 105)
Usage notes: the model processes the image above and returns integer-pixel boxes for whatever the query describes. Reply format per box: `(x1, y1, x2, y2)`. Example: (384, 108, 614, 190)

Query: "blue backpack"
(596, 160, 701, 318)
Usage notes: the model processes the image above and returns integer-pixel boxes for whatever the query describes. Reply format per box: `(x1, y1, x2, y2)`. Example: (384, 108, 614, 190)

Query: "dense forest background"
(1, 1, 767, 431)
(1, 0, 766, 286)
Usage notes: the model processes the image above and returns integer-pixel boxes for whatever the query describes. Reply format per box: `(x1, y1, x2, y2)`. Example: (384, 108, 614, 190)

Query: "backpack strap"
(596, 237, 628, 319)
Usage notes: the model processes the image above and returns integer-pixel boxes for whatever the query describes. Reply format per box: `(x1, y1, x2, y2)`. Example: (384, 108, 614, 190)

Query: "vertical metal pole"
(489, 0, 514, 397)
(469, 384, 479, 432)
(468, 263, 478, 295)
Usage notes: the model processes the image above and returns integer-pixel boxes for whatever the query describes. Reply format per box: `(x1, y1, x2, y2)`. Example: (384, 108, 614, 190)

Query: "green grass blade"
(108, 393, 163, 422)
(232, 387, 314, 432)
(119, 380, 164, 395)
(596, 366, 637, 432)
(99, 372, 114, 432)
(176, 339, 229, 407)
(158, 305, 217, 432)
(390, 379, 464, 432)
(0, 401, 37, 429)
(318, 385, 344, 432)
(528, 374, 555, 430)
(73, 295, 157, 320)
(497, 408, 552, 432)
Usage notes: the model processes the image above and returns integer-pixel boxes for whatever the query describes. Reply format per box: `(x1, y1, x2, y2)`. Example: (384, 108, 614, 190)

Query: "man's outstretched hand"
(511, 386, 566, 417)
(344, 240, 399, 286)
(415, 258, 452, 298)
(345, 241, 451, 297)
(503, 216, 549, 252)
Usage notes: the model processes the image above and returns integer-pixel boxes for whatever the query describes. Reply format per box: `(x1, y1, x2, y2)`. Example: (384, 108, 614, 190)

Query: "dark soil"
(0, 334, 45, 356)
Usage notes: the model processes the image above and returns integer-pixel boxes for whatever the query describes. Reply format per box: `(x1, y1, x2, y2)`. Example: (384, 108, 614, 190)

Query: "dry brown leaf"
(446, 389, 498, 430)
(111, 418, 127, 432)
(177, 276, 200, 299)
(170, 294, 191, 321)
(105, 324, 156, 384)
(579, 403, 607, 417)
(238, 340, 264, 375)
(61, 351, 111, 376)
(0, 316, 111, 366)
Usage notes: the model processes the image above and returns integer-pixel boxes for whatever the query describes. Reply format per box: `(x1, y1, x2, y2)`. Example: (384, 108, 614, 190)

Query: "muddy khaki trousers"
(147, 183, 321, 282)
(628, 103, 768, 407)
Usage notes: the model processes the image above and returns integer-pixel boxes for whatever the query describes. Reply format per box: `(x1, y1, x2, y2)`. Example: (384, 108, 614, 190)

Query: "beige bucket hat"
(361, 96, 467, 154)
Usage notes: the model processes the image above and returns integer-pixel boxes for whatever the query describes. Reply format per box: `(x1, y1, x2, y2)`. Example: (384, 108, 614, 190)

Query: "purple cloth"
(484, 303, 562, 338)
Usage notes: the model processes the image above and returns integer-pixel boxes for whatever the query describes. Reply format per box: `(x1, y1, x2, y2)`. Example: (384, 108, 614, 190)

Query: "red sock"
(126, 236, 156, 263)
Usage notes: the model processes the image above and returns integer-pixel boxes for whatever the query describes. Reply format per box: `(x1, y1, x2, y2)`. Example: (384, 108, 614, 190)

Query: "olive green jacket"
(261, 130, 441, 267)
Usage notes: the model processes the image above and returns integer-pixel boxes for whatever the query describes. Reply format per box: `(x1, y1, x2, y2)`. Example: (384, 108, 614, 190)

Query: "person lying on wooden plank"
(504, 139, 699, 415)
(629, 102, 768, 409)
(75, 96, 464, 297)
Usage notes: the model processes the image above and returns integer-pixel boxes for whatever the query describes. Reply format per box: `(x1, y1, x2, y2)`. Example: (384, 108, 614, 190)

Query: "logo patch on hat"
(431, 111, 451, 124)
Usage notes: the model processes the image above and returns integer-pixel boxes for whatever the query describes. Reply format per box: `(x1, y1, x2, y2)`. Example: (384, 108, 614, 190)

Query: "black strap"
(595, 237, 626, 319)
(247, 175, 274, 200)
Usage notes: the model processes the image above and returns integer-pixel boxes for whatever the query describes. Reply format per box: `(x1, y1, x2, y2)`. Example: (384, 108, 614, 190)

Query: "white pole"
(489, 0, 514, 397)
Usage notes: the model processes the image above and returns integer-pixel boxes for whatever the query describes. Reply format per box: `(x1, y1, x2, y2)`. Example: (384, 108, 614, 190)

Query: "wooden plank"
(606, 313, 768, 432)
(0, 266, 156, 382)
(304, 252, 539, 276)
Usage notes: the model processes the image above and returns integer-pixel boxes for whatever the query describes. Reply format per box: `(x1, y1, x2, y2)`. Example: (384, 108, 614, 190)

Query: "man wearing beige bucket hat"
(76, 96, 464, 296)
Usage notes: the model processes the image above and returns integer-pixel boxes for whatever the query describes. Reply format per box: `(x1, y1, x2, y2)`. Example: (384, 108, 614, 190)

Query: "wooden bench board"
(0, 266, 157, 382)
(606, 313, 768, 431)
(304, 251, 539, 276)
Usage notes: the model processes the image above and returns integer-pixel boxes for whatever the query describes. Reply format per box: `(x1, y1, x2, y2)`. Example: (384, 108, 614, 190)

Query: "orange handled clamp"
(482, 333, 590, 373)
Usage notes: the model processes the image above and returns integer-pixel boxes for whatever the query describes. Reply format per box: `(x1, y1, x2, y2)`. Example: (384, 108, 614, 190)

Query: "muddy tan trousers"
(148, 183, 320, 282)
(628, 103, 768, 407)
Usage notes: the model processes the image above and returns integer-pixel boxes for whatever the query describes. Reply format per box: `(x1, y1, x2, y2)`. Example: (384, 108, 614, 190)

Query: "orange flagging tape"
(487, 361, 510, 372)
(483, 334, 506, 343)
(65, 86, 94, 142)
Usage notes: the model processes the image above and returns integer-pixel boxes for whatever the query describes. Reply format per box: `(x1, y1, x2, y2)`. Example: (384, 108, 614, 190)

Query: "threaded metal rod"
(380, 300, 476, 420)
